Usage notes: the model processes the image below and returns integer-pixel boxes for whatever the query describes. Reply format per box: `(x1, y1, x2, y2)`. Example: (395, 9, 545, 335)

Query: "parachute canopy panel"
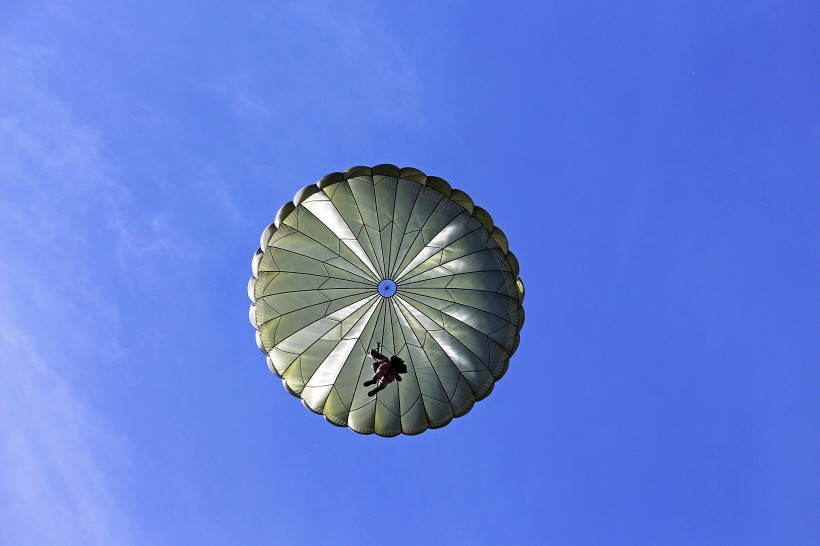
(249, 166, 525, 436)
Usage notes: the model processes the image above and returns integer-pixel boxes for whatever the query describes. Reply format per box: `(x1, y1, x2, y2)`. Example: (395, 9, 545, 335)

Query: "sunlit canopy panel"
(249, 165, 525, 436)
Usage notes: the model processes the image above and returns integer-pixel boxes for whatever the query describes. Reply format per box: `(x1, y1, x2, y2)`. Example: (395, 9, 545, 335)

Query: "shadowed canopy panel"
(249, 165, 525, 436)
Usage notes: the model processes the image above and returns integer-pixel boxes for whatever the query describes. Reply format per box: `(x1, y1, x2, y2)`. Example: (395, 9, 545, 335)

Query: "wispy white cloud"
(0, 325, 136, 545)
(208, 1, 427, 129)
(207, 72, 274, 123)
(0, 37, 140, 545)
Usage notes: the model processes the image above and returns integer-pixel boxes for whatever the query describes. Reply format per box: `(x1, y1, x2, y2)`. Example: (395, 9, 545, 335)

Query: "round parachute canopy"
(249, 165, 525, 436)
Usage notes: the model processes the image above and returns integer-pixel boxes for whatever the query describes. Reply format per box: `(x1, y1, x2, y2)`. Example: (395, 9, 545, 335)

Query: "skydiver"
(363, 347, 401, 396)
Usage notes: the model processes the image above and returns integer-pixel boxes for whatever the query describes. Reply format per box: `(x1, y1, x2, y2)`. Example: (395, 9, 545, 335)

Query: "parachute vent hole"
(378, 279, 397, 298)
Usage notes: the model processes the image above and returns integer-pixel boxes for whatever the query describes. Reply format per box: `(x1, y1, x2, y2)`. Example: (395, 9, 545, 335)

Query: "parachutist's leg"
(367, 384, 385, 397)
(364, 371, 381, 386)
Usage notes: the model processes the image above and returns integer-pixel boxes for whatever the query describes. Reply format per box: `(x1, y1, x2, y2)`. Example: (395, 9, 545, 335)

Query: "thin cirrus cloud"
(0, 39, 139, 545)
(0, 326, 135, 546)
(0, 9, 430, 540)
(201, 2, 426, 130)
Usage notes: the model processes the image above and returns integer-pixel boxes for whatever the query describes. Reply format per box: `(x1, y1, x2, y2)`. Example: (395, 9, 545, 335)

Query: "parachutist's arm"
(369, 349, 388, 361)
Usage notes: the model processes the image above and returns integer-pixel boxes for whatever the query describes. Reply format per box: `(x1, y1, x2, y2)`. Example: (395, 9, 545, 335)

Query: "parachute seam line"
(387, 177, 399, 278)
(398, 245, 501, 285)
(257, 291, 370, 330)
(255, 299, 335, 329)
(401, 394, 422, 420)
(394, 220, 485, 283)
(393, 297, 450, 404)
(392, 199, 457, 281)
(391, 297, 421, 422)
(399, 287, 515, 324)
(390, 227, 421, 281)
(387, 181, 422, 279)
(381, 295, 387, 356)
(398, 294, 503, 374)
(405, 285, 519, 299)
(373, 176, 391, 277)
(278, 302, 332, 378)
(348, 179, 385, 277)
(346, 298, 384, 414)
(326, 230, 377, 282)
(390, 190, 449, 280)
(325, 251, 380, 284)
(373, 293, 392, 430)
(319, 261, 332, 285)
(390, 230, 410, 277)
(270, 219, 377, 283)
(376, 398, 401, 420)
(363, 220, 385, 280)
(324, 182, 381, 280)
(273, 295, 378, 379)
(387, 181, 426, 279)
(386, 296, 402, 426)
(387, 221, 404, 281)
(394, 297, 453, 406)
(400, 268, 512, 288)
(452, 374, 466, 416)
(404, 290, 513, 335)
(368, 176, 387, 275)
(261, 282, 374, 294)
(318, 287, 376, 296)
(379, 221, 394, 278)
(367, 296, 393, 428)
(260, 270, 373, 286)
(497, 291, 520, 332)
(299, 296, 380, 400)
(396, 293, 495, 375)
(359, 296, 387, 403)
(353, 201, 384, 279)
(296, 296, 377, 358)
(489, 321, 518, 356)
(391, 296, 406, 424)
(485, 336, 496, 379)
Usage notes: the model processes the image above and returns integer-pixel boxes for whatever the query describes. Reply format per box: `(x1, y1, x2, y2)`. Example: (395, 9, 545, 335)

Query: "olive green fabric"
(250, 168, 524, 436)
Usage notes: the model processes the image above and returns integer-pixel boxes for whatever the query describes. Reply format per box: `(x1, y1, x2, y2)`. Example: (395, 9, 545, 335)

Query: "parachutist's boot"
(367, 385, 384, 397)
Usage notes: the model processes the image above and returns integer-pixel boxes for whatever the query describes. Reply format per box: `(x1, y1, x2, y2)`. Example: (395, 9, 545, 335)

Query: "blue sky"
(1, 1, 818, 544)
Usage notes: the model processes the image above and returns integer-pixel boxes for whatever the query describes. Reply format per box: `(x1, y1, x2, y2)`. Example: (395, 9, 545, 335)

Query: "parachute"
(249, 165, 525, 436)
